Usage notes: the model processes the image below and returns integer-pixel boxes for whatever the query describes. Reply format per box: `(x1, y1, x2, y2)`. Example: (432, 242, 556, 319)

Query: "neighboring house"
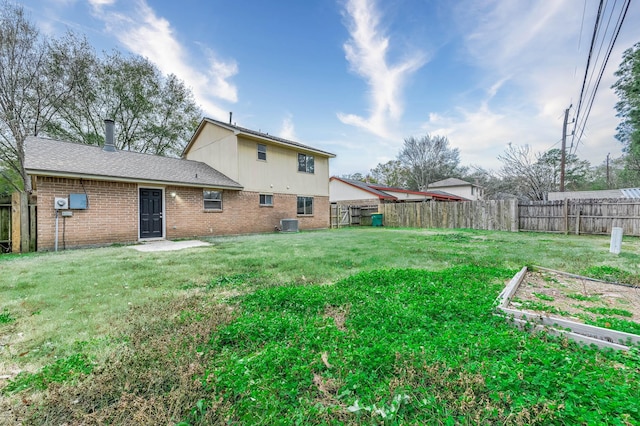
(24, 118, 335, 251)
(427, 178, 484, 201)
(548, 188, 640, 201)
(330, 177, 465, 207)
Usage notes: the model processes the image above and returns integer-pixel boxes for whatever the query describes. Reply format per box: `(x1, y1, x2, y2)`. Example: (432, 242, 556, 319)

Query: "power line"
(571, 0, 631, 154)
(571, 0, 604, 150)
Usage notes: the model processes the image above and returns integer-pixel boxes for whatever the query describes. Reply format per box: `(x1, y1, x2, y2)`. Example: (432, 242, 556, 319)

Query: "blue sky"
(22, 0, 640, 176)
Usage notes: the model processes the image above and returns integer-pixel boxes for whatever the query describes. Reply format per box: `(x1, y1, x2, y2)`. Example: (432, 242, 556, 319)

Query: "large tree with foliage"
(45, 52, 201, 157)
(397, 134, 462, 191)
(536, 148, 590, 191)
(0, 3, 202, 192)
(369, 160, 407, 188)
(0, 2, 93, 191)
(612, 42, 640, 183)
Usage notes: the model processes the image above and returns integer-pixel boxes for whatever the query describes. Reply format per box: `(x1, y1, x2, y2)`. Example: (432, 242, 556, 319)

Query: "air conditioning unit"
(54, 197, 69, 210)
(280, 219, 299, 232)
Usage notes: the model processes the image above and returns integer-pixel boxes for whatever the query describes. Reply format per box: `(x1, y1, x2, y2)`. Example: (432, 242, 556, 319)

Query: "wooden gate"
(330, 204, 379, 228)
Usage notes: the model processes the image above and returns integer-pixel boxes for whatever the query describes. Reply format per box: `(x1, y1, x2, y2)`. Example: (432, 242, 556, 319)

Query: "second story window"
(257, 144, 267, 161)
(297, 153, 314, 173)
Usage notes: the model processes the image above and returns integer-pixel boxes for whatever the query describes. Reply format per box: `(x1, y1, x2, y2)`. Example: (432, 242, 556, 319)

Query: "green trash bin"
(371, 213, 383, 227)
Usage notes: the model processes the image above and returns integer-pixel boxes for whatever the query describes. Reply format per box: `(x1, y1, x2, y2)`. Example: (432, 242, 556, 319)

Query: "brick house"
(25, 118, 335, 250)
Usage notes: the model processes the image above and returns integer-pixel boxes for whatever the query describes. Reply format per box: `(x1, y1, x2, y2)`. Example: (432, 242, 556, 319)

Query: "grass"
(1, 228, 639, 424)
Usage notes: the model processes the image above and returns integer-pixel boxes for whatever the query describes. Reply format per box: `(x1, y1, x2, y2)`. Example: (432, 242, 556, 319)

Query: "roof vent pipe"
(229, 111, 233, 125)
(103, 119, 116, 152)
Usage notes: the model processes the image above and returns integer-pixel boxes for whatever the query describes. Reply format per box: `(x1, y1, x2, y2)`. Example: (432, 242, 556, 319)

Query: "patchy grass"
(3, 353, 94, 394)
(1, 228, 640, 424)
(581, 265, 640, 286)
(201, 267, 638, 424)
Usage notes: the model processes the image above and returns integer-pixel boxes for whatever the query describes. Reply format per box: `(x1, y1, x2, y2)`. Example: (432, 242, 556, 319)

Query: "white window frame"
(257, 143, 267, 161)
(297, 196, 313, 215)
(203, 190, 222, 211)
(259, 194, 273, 206)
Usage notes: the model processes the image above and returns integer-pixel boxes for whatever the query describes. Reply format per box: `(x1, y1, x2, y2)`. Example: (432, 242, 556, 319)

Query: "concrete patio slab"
(129, 240, 211, 252)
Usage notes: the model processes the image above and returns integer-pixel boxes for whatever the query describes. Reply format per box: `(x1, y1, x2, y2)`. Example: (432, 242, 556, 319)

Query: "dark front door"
(140, 188, 163, 239)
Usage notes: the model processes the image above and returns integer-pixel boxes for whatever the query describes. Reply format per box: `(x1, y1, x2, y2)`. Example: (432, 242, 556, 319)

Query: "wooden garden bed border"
(496, 266, 640, 351)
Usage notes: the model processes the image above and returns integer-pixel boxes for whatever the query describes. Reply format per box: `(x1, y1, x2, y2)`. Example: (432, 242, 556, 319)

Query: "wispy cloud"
(279, 113, 297, 141)
(89, 0, 237, 119)
(338, 0, 426, 138)
(420, 0, 635, 169)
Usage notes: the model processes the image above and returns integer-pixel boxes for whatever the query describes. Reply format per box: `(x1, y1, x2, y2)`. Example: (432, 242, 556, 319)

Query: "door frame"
(138, 185, 166, 240)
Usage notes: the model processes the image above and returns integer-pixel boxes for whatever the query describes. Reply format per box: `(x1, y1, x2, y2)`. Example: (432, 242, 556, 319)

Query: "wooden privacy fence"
(519, 199, 640, 236)
(0, 192, 37, 253)
(381, 200, 518, 231)
(378, 198, 640, 236)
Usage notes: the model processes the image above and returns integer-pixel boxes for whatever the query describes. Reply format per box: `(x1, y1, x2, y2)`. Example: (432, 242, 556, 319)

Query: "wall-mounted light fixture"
(170, 191, 177, 198)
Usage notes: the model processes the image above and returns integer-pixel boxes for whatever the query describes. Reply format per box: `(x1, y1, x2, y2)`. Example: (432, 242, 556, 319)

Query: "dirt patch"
(508, 269, 640, 331)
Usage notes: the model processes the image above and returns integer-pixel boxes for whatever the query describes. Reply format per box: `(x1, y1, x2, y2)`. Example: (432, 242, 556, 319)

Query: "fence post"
(563, 199, 568, 235)
(11, 192, 21, 253)
(29, 202, 37, 251)
(510, 200, 519, 232)
(20, 193, 28, 251)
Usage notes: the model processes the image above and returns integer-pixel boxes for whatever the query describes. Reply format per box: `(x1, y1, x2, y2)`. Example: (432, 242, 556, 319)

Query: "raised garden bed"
(497, 266, 640, 350)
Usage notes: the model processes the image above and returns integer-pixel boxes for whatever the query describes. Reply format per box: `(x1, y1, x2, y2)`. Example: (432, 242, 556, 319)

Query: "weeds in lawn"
(566, 293, 601, 302)
(578, 306, 633, 318)
(585, 317, 640, 335)
(532, 292, 555, 302)
(2, 353, 93, 394)
(0, 309, 14, 324)
(2, 229, 640, 424)
(582, 265, 639, 286)
(197, 267, 640, 424)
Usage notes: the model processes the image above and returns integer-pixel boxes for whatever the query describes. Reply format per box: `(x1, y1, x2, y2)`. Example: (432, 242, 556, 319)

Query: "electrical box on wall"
(69, 193, 88, 209)
(54, 197, 68, 209)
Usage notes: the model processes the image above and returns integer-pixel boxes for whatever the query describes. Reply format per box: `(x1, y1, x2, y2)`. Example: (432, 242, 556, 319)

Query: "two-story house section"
(183, 117, 336, 232)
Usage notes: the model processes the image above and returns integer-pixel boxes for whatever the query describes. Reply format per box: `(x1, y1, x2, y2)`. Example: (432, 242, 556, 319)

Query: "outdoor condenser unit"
(280, 219, 299, 232)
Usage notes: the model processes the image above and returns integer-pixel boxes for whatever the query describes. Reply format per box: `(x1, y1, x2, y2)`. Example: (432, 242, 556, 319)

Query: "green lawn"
(1, 228, 639, 424)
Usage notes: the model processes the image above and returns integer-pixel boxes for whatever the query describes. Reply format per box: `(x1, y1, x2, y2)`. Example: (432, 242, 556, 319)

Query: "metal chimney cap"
(103, 119, 117, 152)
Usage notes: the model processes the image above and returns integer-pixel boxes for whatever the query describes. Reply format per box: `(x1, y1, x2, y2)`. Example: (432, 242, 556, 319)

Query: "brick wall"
(35, 177, 330, 251)
(36, 177, 139, 250)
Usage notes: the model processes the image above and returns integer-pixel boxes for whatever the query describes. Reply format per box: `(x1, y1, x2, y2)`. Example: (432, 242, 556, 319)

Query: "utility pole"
(560, 107, 570, 192)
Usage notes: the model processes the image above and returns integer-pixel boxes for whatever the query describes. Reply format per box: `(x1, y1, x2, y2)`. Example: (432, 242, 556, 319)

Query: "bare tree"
(0, 2, 93, 191)
(497, 144, 554, 200)
(398, 134, 461, 191)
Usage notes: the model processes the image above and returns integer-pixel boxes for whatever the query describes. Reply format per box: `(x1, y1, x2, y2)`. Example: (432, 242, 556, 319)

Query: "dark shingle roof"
(185, 117, 336, 158)
(24, 136, 242, 189)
